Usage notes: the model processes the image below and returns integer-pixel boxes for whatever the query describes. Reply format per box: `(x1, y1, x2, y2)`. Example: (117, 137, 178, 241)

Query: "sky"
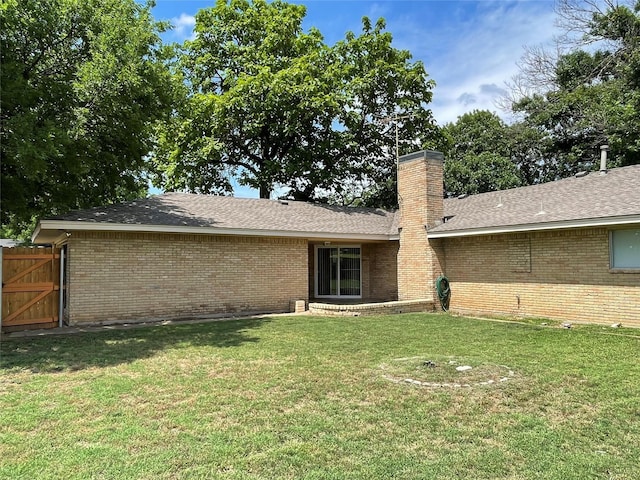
(149, 0, 560, 197)
(151, 0, 560, 124)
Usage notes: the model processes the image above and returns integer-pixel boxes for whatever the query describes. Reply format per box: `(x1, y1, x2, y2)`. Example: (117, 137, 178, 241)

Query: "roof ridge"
(152, 191, 397, 213)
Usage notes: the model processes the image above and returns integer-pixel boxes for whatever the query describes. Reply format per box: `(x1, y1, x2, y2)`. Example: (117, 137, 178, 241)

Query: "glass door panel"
(316, 246, 361, 297)
(339, 248, 361, 296)
(317, 247, 338, 296)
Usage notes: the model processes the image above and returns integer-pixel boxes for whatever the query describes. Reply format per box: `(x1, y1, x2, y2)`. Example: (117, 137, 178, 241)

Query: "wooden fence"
(1, 246, 61, 332)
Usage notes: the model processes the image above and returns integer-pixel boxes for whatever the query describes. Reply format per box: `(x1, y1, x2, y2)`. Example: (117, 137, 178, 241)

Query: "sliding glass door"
(315, 246, 361, 298)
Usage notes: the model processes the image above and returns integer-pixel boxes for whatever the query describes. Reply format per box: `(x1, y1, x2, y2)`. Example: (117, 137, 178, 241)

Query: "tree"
(1, 0, 176, 238)
(509, 0, 640, 178)
(440, 110, 521, 197)
(445, 152, 522, 197)
(152, 0, 436, 205)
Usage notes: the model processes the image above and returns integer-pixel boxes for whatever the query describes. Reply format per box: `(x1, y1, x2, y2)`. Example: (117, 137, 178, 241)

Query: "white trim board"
(427, 215, 640, 238)
(33, 220, 392, 244)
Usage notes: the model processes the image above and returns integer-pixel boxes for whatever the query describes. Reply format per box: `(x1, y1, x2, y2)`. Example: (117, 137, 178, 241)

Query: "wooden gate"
(1, 246, 60, 332)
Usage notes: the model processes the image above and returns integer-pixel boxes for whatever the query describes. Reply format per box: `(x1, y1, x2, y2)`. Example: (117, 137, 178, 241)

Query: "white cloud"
(170, 13, 196, 41)
(384, 1, 559, 124)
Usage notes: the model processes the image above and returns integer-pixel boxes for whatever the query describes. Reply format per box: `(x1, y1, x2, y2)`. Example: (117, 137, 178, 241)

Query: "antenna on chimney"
(379, 113, 415, 164)
(600, 145, 609, 175)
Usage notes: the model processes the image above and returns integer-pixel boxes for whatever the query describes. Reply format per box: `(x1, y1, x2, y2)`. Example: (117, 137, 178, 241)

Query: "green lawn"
(1, 314, 639, 479)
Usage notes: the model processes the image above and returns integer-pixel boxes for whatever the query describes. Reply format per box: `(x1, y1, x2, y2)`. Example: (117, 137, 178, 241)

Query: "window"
(610, 229, 640, 269)
(315, 246, 361, 297)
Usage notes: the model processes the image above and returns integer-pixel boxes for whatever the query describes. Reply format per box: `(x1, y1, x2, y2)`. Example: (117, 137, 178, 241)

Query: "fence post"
(59, 247, 64, 328)
(1, 247, 4, 336)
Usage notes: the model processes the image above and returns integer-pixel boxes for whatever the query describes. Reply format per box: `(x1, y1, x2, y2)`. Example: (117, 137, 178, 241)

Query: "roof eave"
(33, 220, 394, 244)
(30, 222, 42, 244)
(427, 215, 640, 238)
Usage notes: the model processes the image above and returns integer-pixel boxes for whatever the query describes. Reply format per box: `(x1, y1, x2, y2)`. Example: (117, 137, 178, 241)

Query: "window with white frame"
(315, 246, 362, 297)
(610, 229, 640, 269)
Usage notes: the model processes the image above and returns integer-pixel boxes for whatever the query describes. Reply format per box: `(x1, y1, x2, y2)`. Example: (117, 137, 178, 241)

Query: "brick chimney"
(396, 150, 445, 302)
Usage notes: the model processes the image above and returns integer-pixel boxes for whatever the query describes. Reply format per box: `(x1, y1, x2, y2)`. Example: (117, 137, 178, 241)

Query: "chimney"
(600, 145, 609, 174)
(396, 150, 445, 302)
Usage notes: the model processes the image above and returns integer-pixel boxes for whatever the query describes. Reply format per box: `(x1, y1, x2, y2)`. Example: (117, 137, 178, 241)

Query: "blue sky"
(152, 0, 559, 124)
(149, 0, 559, 196)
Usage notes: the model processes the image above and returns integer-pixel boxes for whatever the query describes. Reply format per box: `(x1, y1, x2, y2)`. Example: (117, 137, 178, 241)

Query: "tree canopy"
(1, 0, 176, 238)
(443, 1, 640, 197)
(509, 0, 640, 178)
(152, 0, 437, 205)
(6, 0, 638, 238)
(440, 110, 521, 197)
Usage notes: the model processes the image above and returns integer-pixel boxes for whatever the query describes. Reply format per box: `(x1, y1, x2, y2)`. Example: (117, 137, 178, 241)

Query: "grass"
(1, 313, 639, 479)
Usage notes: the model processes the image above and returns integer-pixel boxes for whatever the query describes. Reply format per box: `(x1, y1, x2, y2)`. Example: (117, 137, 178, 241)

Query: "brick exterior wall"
(307, 242, 398, 301)
(66, 231, 308, 324)
(367, 241, 399, 301)
(397, 151, 445, 302)
(57, 151, 638, 328)
(443, 228, 640, 326)
(309, 299, 433, 316)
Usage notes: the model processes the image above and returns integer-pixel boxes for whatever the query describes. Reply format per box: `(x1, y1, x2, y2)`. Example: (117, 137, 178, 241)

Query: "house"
(31, 193, 403, 325)
(32, 151, 640, 327)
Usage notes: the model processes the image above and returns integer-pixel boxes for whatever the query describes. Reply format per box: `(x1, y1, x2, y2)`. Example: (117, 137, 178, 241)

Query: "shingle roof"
(34, 164, 639, 244)
(44, 193, 398, 237)
(433, 164, 640, 236)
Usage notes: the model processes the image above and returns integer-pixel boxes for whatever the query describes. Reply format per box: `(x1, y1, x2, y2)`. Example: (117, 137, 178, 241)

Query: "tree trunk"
(259, 184, 272, 199)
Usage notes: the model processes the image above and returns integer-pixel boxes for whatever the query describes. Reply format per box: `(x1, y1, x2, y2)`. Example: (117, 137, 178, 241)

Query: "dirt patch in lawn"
(379, 355, 516, 388)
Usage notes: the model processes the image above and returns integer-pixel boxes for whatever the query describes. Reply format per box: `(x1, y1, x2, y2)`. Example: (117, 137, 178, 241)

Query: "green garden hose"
(435, 275, 451, 312)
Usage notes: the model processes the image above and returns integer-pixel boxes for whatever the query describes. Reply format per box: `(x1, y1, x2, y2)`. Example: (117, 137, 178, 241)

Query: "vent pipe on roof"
(600, 145, 609, 174)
